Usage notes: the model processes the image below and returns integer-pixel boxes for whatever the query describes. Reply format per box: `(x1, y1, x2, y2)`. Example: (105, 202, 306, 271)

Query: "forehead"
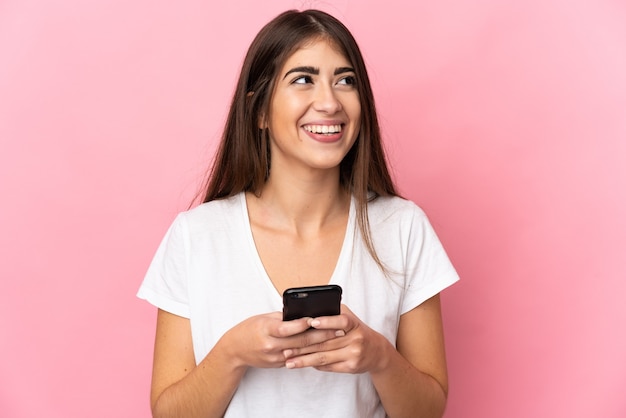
(281, 37, 351, 68)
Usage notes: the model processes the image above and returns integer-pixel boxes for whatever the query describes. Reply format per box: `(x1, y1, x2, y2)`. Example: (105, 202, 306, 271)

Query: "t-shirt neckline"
(238, 192, 355, 303)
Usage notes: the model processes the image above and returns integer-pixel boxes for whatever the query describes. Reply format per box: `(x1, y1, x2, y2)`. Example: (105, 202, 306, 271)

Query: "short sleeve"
(401, 209, 459, 314)
(137, 214, 191, 318)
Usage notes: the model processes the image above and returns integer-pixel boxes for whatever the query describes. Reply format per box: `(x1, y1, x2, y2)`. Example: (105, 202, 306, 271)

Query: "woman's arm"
(150, 309, 344, 418)
(369, 294, 449, 418)
(150, 309, 246, 418)
(283, 294, 449, 418)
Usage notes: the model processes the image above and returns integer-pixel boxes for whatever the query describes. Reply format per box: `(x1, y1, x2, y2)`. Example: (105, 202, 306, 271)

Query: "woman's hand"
(150, 309, 351, 418)
(281, 305, 392, 374)
(221, 312, 348, 370)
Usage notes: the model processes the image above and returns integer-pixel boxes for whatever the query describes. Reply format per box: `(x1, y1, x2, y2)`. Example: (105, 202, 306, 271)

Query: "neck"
(248, 170, 350, 234)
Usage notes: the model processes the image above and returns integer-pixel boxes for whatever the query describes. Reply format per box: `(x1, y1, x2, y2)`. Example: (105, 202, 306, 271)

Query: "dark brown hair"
(199, 9, 398, 270)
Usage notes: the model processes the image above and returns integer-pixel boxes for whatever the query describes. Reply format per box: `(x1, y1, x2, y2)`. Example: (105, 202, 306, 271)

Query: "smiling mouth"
(303, 124, 343, 134)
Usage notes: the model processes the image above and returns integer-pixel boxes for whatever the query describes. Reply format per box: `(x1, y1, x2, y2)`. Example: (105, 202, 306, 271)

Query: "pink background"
(1, 0, 625, 416)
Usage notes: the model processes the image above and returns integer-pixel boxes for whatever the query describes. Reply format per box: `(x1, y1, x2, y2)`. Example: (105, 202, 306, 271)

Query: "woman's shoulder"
(366, 195, 426, 223)
(176, 193, 245, 228)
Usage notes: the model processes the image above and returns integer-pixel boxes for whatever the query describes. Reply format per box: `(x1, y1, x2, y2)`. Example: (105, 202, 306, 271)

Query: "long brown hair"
(199, 9, 398, 270)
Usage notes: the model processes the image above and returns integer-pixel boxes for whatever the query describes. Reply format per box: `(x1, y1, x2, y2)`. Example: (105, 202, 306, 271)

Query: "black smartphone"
(282, 284, 342, 321)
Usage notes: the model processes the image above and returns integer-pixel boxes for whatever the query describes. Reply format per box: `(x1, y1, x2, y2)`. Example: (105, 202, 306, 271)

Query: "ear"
(247, 91, 267, 129)
(258, 112, 268, 129)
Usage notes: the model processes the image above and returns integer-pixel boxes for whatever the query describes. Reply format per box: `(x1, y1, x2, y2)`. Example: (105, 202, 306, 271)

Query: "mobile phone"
(282, 284, 342, 321)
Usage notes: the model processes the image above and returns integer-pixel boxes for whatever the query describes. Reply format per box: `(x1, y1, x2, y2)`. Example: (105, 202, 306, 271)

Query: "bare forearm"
(370, 342, 447, 418)
(152, 342, 247, 418)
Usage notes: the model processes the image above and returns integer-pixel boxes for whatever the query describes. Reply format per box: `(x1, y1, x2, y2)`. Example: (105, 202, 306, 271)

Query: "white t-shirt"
(138, 192, 459, 417)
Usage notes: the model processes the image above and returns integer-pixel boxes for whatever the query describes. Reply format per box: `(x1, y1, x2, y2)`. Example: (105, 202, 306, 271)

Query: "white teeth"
(304, 124, 342, 134)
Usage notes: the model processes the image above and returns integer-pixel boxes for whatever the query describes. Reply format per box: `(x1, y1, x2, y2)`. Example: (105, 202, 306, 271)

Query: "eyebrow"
(282, 66, 355, 79)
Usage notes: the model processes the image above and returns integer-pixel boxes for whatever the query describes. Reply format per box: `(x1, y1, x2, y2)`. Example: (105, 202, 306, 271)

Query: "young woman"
(138, 9, 459, 418)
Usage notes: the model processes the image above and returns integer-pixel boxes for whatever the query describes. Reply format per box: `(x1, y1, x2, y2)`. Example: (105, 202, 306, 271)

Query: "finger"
(274, 317, 312, 337)
(293, 328, 343, 349)
(283, 330, 345, 358)
(308, 315, 351, 332)
(285, 348, 345, 370)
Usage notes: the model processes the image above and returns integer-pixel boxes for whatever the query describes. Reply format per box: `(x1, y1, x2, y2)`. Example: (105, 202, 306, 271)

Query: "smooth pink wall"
(1, 1, 625, 417)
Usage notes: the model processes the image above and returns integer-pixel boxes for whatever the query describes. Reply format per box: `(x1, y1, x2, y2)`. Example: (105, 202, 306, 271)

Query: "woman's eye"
(292, 75, 313, 84)
(338, 75, 356, 86)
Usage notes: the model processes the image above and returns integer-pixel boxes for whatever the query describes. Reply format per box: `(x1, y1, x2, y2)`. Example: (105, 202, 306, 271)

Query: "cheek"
(270, 95, 305, 126)
(346, 95, 361, 122)
(351, 108, 362, 144)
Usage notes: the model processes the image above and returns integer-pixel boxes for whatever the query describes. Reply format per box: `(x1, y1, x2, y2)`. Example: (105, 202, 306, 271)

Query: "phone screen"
(282, 285, 342, 321)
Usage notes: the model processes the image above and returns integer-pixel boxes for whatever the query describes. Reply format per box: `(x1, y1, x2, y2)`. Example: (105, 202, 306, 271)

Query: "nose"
(313, 84, 342, 114)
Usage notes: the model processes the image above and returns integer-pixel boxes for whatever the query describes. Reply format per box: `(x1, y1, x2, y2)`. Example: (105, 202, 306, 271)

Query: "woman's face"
(264, 38, 361, 178)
